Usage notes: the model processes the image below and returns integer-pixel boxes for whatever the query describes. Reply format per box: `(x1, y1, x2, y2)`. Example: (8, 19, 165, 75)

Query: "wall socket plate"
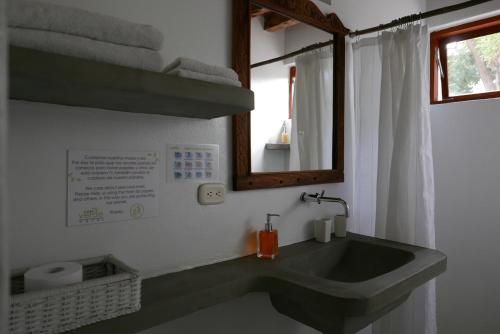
(198, 183, 225, 205)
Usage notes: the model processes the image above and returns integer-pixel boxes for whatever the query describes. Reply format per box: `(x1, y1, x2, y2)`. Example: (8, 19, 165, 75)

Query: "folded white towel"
(9, 27, 163, 72)
(8, 0, 163, 51)
(167, 69, 242, 87)
(164, 57, 239, 81)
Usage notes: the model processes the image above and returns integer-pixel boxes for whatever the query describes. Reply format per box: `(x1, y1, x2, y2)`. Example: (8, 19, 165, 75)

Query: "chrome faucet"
(300, 190, 350, 217)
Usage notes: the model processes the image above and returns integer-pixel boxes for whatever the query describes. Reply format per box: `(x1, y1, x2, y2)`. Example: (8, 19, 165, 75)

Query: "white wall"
(431, 98, 500, 334)
(7, 0, 431, 333)
(426, 0, 500, 28)
(10, 0, 351, 279)
(285, 23, 332, 54)
(426, 1, 500, 333)
(313, 0, 426, 32)
(8, 1, 350, 333)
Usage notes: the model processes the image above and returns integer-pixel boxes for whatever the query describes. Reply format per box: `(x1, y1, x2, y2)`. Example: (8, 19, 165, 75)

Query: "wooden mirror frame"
(232, 0, 349, 191)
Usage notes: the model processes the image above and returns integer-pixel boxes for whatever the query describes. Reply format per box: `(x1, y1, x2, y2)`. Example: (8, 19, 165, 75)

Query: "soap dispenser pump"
(257, 213, 280, 259)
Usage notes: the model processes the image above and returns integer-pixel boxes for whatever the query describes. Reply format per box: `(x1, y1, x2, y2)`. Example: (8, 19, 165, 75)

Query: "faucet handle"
(315, 190, 325, 204)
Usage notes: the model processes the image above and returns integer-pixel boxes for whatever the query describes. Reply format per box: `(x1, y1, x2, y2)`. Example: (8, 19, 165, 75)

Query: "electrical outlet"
(198, 183, 225, 205)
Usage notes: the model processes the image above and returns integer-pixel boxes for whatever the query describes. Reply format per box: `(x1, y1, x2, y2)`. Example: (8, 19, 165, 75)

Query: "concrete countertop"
(68, 233, 446, 334)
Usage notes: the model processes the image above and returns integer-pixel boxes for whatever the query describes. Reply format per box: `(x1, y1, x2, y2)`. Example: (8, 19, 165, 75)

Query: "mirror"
(232, 0, 349, 190)
(250, 9, 334, 172)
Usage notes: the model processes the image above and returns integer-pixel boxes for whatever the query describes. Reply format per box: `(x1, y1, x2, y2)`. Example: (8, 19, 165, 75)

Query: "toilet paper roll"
(334, 215, 347, 237)
(24, 262, 83, 292)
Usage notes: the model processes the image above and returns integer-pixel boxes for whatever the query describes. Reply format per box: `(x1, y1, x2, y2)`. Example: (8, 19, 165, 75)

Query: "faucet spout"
(300, 191, 350, 217)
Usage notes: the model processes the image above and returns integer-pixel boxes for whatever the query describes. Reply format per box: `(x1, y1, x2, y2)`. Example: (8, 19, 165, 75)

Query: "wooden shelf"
(9, 47, 254, 119)
(265, 143, 290, 150)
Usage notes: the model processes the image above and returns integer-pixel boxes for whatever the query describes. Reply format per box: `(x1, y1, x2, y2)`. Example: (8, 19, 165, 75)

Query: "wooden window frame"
(430, 15, 500, 104)
(288, 66, 296, 119)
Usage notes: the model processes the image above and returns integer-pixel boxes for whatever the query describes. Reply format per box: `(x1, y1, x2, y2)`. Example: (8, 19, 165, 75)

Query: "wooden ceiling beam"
(251, 5, 271, 17)
(264, 12, 300, 32)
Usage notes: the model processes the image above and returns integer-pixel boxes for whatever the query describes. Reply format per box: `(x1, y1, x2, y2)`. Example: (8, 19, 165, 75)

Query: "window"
(430, 15, 500, 104)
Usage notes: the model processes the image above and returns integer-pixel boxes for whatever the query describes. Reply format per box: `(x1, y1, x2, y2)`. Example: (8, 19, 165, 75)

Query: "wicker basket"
(9, 255, 141, 334)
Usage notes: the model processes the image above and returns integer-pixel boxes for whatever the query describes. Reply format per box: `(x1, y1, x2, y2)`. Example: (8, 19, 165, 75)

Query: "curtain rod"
(250, 0, 492, 68)
(251, 39, 333, 68)
(350, 0, 493, 36)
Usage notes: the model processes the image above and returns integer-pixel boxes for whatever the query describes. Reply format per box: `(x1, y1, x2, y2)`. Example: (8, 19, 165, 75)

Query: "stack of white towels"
(7, 0, 242, 87)
(163, 58, 242, 87)
(7, 0, 164, 72)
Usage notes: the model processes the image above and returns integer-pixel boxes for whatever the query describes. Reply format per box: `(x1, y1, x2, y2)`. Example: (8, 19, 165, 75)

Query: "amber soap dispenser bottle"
(258, 213, 280, 259)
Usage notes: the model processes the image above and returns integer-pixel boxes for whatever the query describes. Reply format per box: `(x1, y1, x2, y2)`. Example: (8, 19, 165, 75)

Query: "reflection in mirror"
(250, 9, 333, 173)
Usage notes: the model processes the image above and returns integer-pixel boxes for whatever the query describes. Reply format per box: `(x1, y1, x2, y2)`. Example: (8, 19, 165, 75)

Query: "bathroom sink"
(266, 234, 446, 334)
(280, 239, 415, 282)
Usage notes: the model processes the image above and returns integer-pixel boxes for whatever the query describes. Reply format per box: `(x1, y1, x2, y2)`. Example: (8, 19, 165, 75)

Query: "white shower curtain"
(290, 48, 333, 170)
(349, 24, 436, 334)
(0, 0, 8, 332)
(373, 24, 436, 334)
(349, 38, 381, 237)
